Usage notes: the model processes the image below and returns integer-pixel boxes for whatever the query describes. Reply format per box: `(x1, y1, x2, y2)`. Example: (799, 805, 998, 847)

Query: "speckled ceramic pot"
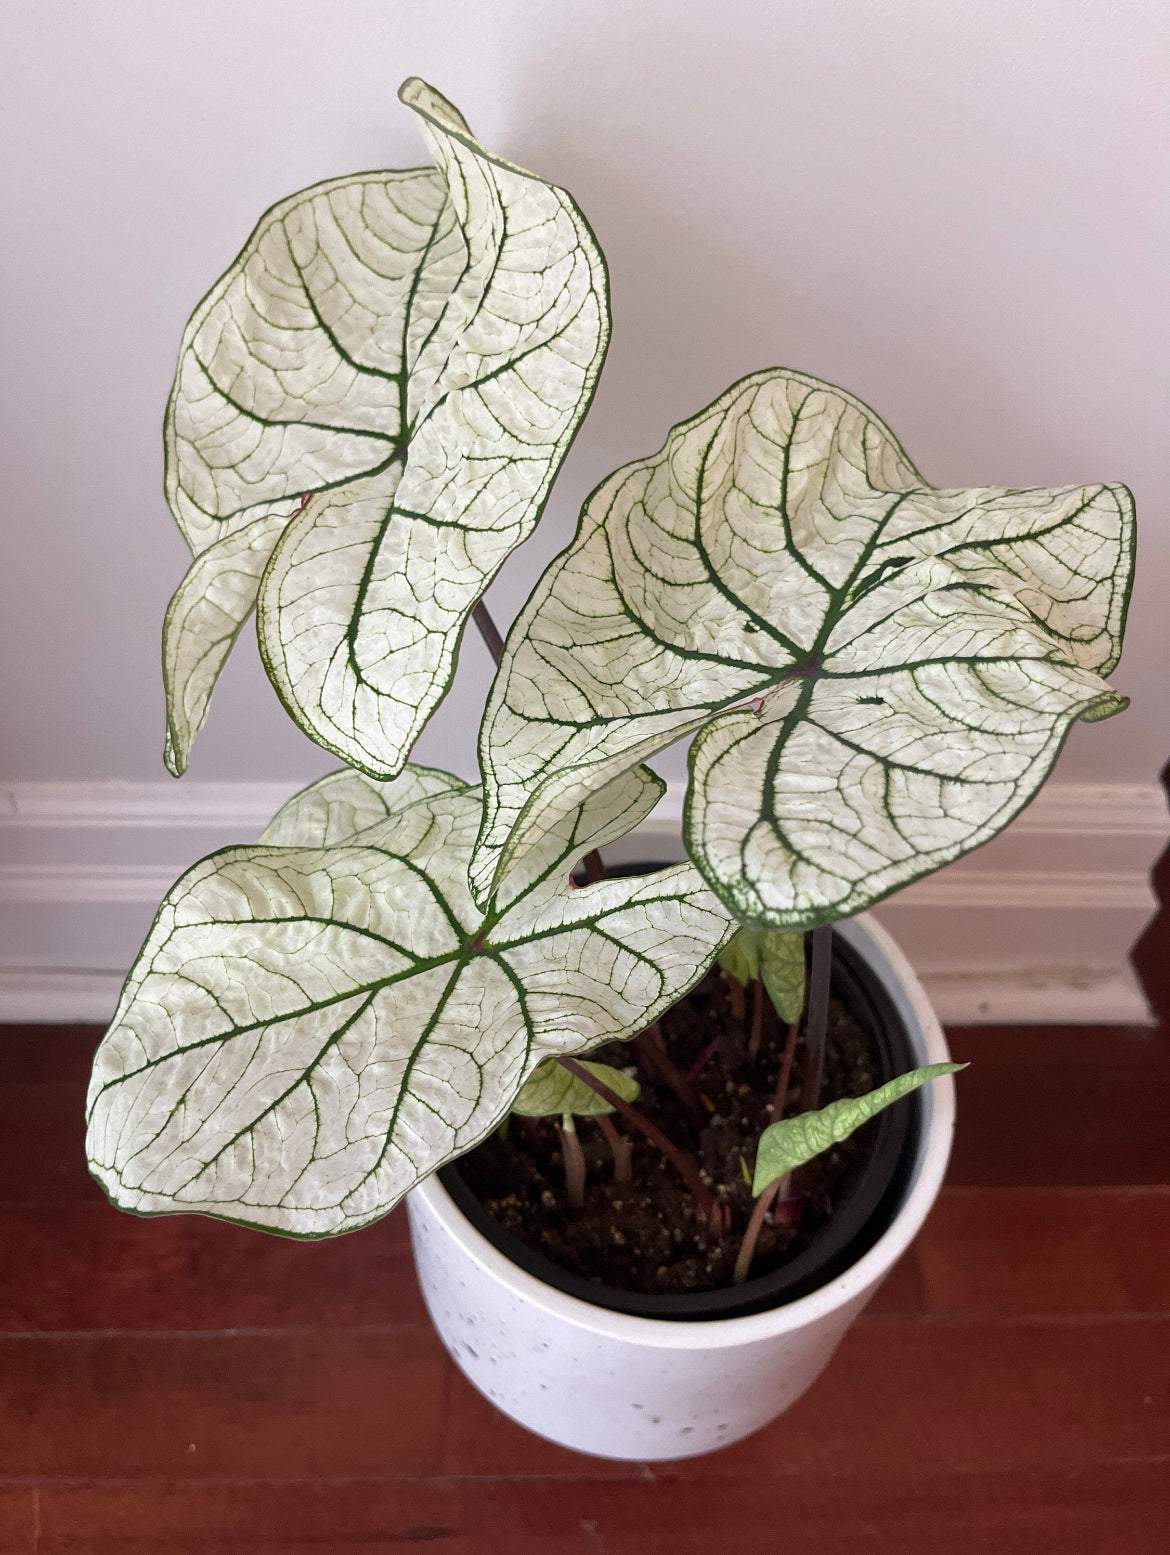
(407, 913, 954, 1461)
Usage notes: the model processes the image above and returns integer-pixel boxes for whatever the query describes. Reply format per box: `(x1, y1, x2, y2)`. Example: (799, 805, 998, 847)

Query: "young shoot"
(718, 929, 806, 1061)
(556, 1058, 730, 1242)
(512, 1058, 640, 1203)
(733, 1062, 967, 1284)
(556, 1116, 587, 1210)
(596, 1116, 633, 1184)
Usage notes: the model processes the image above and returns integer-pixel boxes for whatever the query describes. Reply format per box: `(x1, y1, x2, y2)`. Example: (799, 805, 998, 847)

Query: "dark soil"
(455, 963, 882, 1295)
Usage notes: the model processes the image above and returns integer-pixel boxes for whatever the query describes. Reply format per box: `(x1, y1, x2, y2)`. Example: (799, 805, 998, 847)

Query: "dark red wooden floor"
(2, 877, 1169, 1552)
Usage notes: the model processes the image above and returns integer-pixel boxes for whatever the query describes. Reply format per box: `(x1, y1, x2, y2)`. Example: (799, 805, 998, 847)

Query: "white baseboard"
(0, 968, 127, 1024)
(914, 966, 1152, 1026)
(0, 778, 1164, 1026)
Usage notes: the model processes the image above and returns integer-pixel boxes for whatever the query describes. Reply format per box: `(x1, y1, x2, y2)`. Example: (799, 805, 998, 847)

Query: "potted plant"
(85, 79, 1135, 1461)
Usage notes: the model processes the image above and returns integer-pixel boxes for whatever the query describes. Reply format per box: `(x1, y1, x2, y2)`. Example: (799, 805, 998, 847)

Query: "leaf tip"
(1080, 692, 1129, 724)
(163, 731, 188, 779)
(398, 77, 475, 140)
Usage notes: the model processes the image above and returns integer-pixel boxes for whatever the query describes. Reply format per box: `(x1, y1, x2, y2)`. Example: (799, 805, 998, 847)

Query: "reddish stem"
(724, 972, 747, 1024)
(748, 977, 765, 1061)
(556, 1057, 726, 1240)
(596, 1114, 632, 1183)
(685, 1036, 720, 1086)
(771, 1021, 800, 1119)
(799, 925, 833, 1112)
(516, 1116, 544, 1151)
(733, 1177, 781, 1284)
(636, 1024, 704, 1118)
(471, 599, 504, 664)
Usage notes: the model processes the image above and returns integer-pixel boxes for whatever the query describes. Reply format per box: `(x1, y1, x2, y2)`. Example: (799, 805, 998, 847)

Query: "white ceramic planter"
(407, 912, 954, 1461)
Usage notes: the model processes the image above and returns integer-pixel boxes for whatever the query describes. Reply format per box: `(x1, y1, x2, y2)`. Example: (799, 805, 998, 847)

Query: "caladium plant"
(87, 79, 1135, 1280)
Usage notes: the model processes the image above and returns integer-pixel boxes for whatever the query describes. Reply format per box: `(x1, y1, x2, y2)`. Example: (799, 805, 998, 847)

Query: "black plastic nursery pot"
(439, 925, 922, 1323)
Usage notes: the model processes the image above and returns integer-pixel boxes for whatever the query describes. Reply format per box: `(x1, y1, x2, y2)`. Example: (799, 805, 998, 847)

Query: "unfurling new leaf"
(717, 930, 761, 988)
(512, 1058, 640, 1118)
(752, 1062, 965, 1196)
(718, 927, 806, 1024)
(161, 78, 610, 778)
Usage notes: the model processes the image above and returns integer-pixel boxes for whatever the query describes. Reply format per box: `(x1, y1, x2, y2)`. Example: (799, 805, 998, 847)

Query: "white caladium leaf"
(85, 769, 731, 1237)
(163, 78, 609, 778)
(260, 763, 469, 848)
(162, 512, 292, 776)
(511, 1058, 639, 1118)
(474, 368, 1134, 926)
(752, 1062, 965, 1195)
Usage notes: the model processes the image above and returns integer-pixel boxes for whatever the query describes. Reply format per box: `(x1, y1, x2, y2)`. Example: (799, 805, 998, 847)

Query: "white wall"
(3, 2, 1167, 1017)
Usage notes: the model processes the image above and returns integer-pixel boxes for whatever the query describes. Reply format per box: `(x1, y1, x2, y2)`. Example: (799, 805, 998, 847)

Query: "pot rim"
(410, 912, 954, 1350)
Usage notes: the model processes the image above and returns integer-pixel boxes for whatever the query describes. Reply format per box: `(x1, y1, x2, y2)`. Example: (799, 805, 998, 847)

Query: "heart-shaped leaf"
(511, 1058, 639, 1118)
(162, 78, 609, 776)
(85, 767, 731, 1236)
(752, 1061, 965, 1195)
(473, 368, 1133, 926)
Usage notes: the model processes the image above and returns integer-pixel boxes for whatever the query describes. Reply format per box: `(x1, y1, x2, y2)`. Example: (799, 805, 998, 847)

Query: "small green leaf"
(717, 930, 759, 988)
(512, 1058, 639, 1118)
(717, 927, 805, 1023)
(760, 931, 805, 1025)
(752, 1062, 966, 1196)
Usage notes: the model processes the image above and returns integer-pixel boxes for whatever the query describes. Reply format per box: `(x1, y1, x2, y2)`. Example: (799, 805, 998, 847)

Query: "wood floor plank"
(704, 1316, 1170, 1478)
(944, 1025, 1170, 1186)
(0, 1025, 100, 1086)
(857, 1246, 927, 1317)
(447, 1466, 1170, 1555)
(0, 1489, 33, 1555)
(0, 1084, 103, 1206)
(29, 1465, 1170, 1554)
(34, 1481, 476, 1555)
(441, 1317, 1169, 1476)
(919, 1187, 1170, 1316)
(0, 1329, 447, 1480)
(0, 1203, 426, 1331)
(440, 1367, 650, 1480)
